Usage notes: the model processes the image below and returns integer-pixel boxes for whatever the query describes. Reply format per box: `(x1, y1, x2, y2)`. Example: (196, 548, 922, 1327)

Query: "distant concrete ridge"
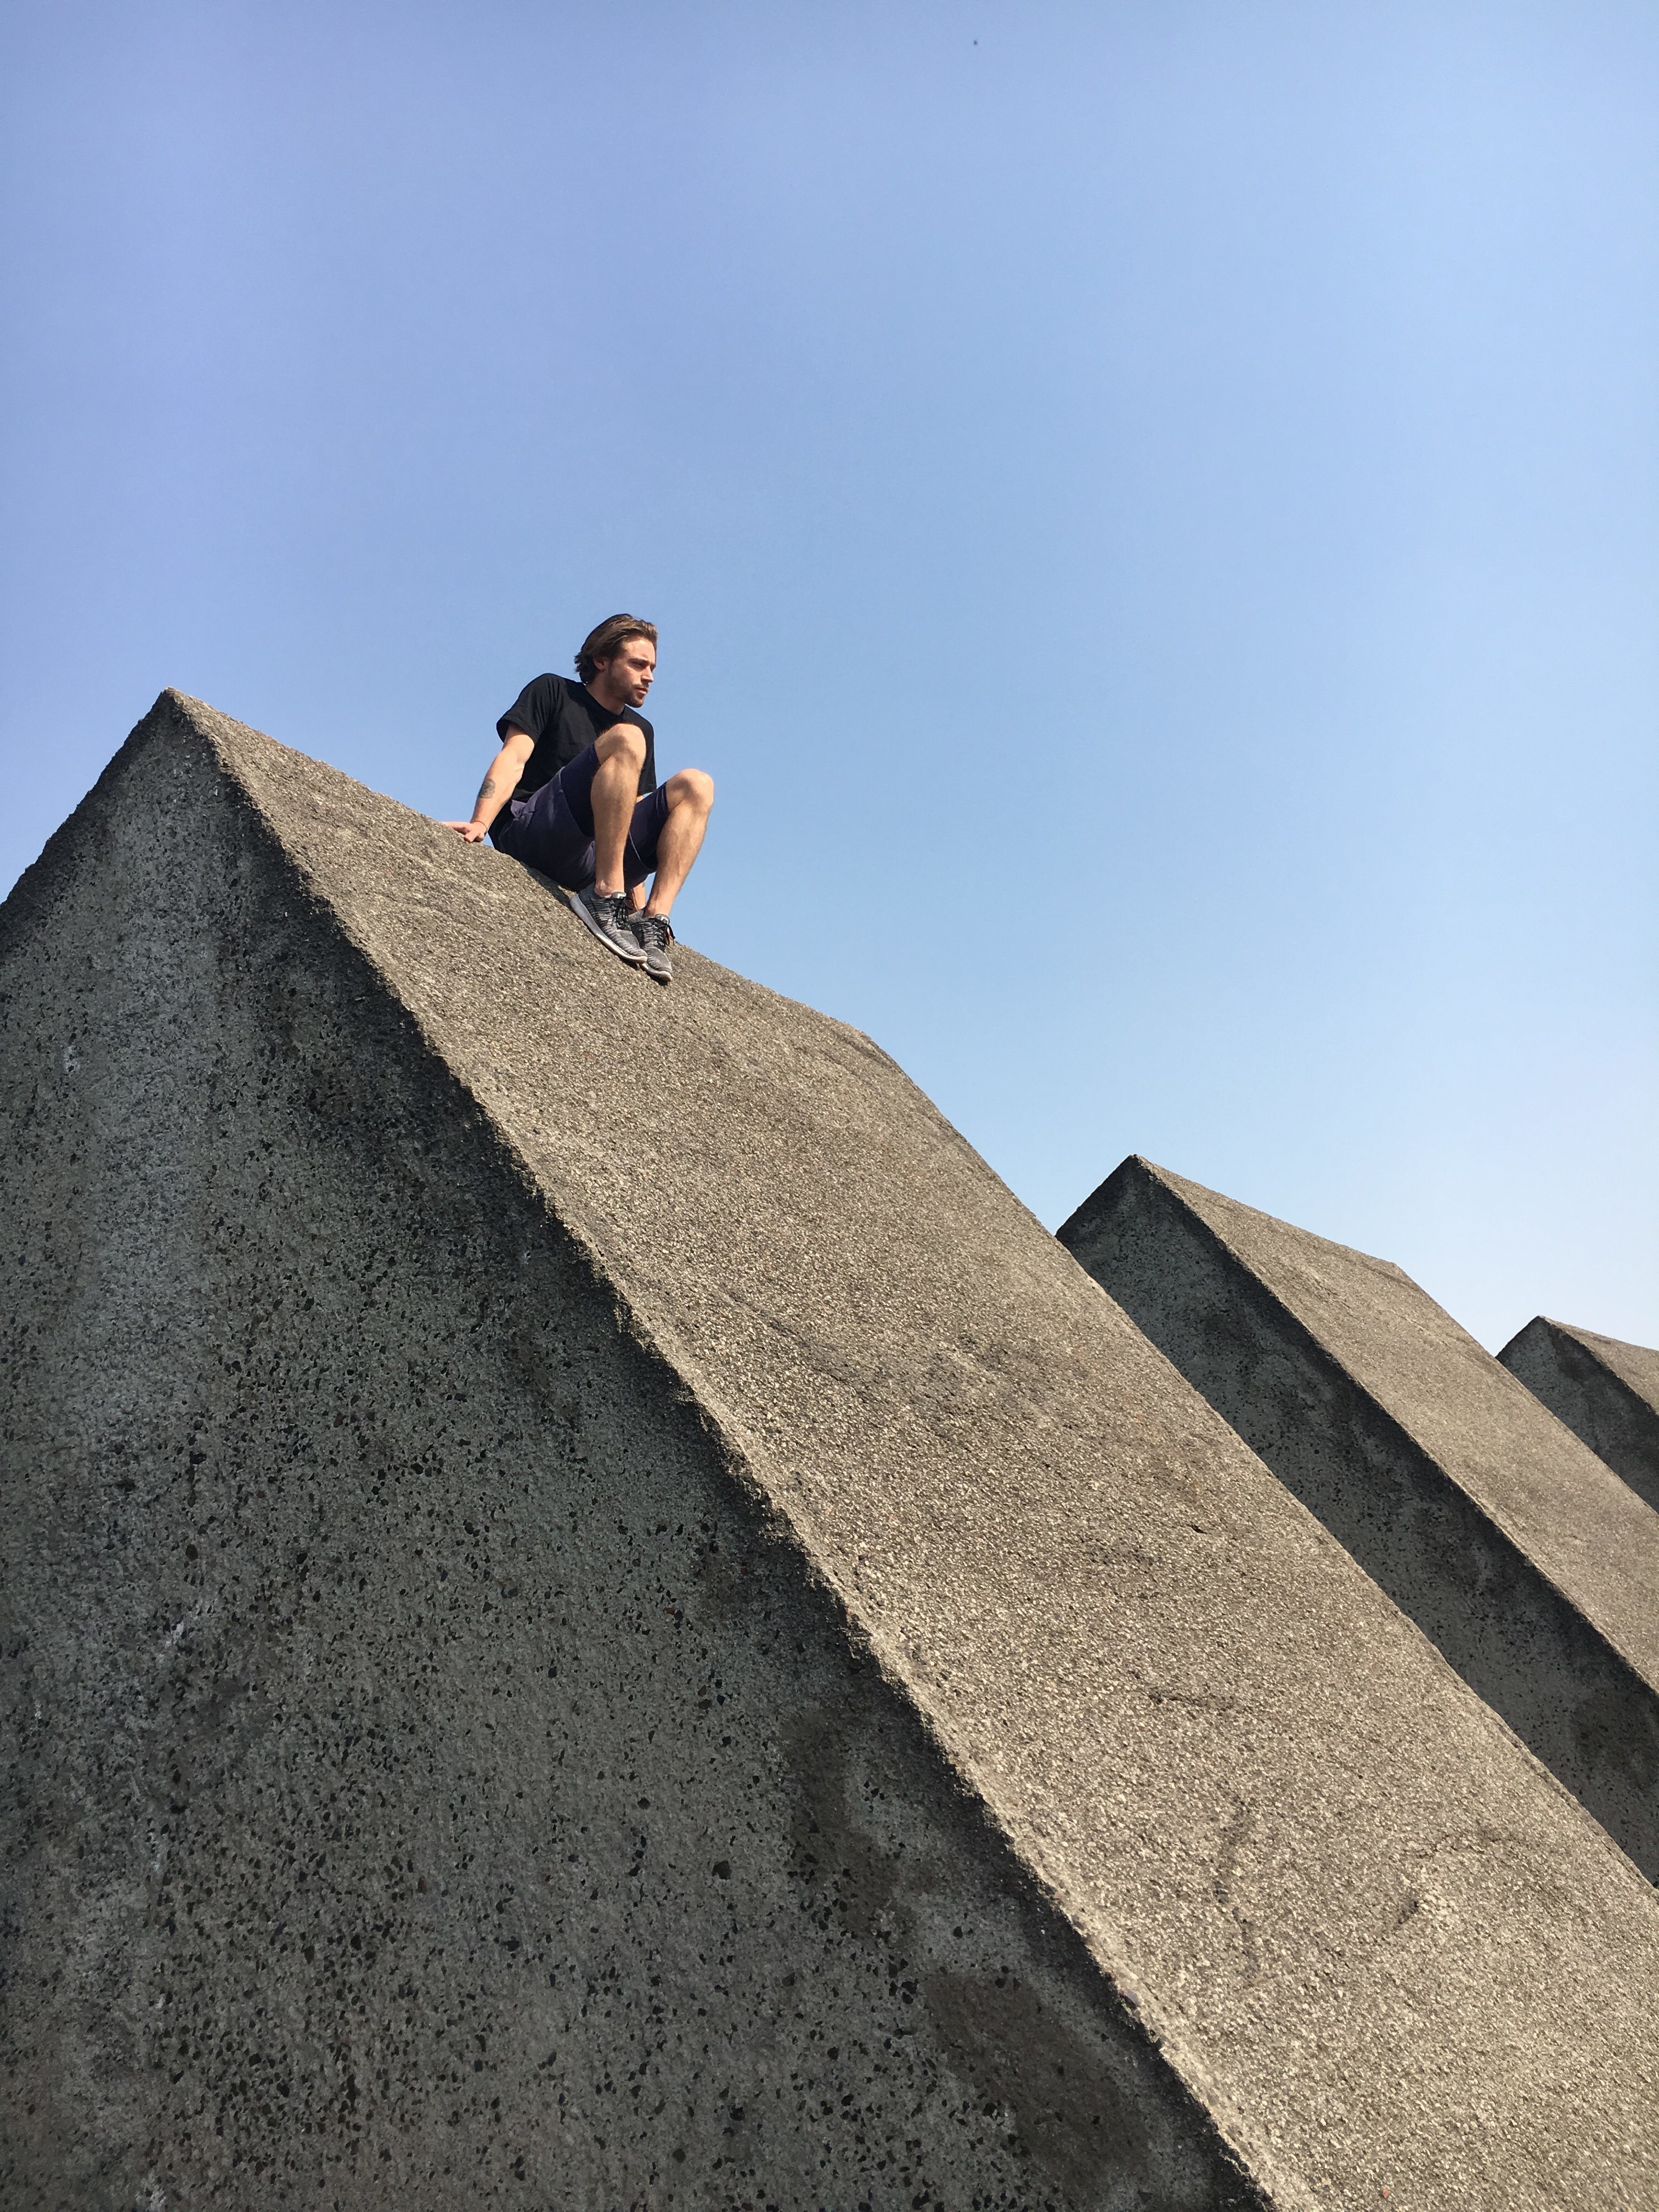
(1500, 1316, 1659, 1512)
(1059, 1158, 1659, 1886)
(4, 695, 1659, 2210)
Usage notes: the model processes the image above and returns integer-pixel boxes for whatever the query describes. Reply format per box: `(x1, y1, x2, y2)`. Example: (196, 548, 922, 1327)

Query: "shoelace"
(635, 913, 673, 950)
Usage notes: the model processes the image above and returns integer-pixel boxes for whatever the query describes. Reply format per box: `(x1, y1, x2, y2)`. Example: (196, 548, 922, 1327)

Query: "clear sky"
(3, 0, 1654, 1352)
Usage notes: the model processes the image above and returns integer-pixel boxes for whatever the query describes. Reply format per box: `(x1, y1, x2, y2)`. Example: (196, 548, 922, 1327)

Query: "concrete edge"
(1071, 1157, 1659, 1696)
(1504, 1316, 1659, 1425)
(100, 692, 1293, 2208)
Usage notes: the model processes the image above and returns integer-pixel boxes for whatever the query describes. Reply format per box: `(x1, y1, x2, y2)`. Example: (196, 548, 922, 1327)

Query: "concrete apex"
(5, 695, 1659, 2210)
(1499, 1315, 1659, 1512)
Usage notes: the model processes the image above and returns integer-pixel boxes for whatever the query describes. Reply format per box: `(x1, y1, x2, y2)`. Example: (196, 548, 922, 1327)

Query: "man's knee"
(667, 767, 715, 812)
(596, 722, 647, 770)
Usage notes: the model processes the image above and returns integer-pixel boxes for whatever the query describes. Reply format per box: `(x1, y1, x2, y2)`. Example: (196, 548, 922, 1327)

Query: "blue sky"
(3, 0, 1654, 1351)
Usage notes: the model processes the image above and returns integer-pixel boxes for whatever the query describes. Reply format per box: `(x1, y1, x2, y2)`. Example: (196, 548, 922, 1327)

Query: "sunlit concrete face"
(4, 693, 1658, 2211)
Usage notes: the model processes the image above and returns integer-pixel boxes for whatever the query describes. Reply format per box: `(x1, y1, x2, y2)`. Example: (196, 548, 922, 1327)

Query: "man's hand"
(442, 820, 491, 842)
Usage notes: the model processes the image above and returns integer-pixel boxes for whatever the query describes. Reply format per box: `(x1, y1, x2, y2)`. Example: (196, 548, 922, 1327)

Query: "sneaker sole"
(569, 895, 648, 965)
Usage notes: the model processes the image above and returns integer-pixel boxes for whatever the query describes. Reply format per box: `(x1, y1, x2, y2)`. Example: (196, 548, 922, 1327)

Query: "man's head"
(576, 614, 658, 704)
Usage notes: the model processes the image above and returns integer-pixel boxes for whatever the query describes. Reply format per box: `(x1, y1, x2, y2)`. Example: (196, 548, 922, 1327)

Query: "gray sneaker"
(571, 887, 647, 966)
(629, 910, 675, 983)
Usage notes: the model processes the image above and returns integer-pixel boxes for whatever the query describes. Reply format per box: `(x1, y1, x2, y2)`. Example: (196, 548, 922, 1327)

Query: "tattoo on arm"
(475, 768, 506, 812)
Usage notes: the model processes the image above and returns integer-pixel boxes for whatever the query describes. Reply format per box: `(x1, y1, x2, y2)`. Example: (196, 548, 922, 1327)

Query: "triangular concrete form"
(1059, 1157, 1659, 1887)
(4, 695, 1658, 2211)
(1500, 1317, 1659, 1513)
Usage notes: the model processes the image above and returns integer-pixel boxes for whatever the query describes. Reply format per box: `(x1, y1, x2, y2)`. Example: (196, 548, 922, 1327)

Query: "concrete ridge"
(12, 691, 1290, 2204)
(1125, 1156, 1659, 1687)
(7, 694, 1659, 2209)
(1527, 1316, 1659, 1418)
(188, 699, 1659, 2169)
(1059, 1153, 1659, 1884)
(161, 697, 1211, 1988)
(1499, 1313, 1659, 1513)
(172, 701, 1228, 2114)
(169, 691, 1292, 2193)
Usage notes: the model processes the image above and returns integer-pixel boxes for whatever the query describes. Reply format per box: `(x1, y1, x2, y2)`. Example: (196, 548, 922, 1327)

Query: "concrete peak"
(6, 695, 1659, 2209)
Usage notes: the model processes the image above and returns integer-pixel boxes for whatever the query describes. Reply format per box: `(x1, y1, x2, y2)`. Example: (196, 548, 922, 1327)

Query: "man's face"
(599, 637, 656, 706)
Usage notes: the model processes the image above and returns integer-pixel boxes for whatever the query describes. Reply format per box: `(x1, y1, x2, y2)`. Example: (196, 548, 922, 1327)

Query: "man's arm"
(443, 727, 534, 843)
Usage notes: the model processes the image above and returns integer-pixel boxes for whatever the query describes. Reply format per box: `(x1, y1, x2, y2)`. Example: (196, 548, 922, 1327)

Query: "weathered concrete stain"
(923, 1973, 1154, 2209)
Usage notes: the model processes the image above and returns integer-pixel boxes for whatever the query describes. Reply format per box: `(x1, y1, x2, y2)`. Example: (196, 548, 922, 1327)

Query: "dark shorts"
(492, 743, 671, 890)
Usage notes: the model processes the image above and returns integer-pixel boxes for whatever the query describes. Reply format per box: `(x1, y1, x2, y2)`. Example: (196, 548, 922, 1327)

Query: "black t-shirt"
(492, 673, 657, 836)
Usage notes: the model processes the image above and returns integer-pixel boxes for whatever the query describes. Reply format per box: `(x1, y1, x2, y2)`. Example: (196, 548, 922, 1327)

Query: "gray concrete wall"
(1500, 1317, 1659, 1511)
(1059, 1158, 1659, 1886)
(5, 696, 1659, 2211)
(0, 719, 1249, 2212)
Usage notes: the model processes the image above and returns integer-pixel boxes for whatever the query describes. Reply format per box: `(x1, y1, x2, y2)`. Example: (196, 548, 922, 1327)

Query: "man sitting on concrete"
(444, 614, 714, 984)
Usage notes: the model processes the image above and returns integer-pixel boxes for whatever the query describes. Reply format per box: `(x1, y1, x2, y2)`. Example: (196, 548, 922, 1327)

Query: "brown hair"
(575, 613, 658, 684)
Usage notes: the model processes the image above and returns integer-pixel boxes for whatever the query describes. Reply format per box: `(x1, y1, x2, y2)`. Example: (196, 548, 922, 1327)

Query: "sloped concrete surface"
(1059, 1156, 1659, 1884)
(4, 695, 1659, 2210)
(1500, 1316, 1659, 1511)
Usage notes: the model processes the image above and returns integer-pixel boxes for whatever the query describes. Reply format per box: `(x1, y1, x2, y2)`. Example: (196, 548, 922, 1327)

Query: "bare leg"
(644, 769, 715, 917)
(589, 724, 647, 898)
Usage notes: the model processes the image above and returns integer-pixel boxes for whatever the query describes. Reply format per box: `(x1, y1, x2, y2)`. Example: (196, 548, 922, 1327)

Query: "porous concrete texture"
(4, 696, 1659, 2212)
(1499, 1316, 1659, 1512)
(1059, 1158, 1659, 1886)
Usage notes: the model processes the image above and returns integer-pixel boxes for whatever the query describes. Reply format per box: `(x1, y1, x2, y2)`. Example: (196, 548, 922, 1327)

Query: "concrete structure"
(1499, 1316, 1659, 1513)
(1059, 1157, 1659, 1888)
(4, 695, 1659, 2212)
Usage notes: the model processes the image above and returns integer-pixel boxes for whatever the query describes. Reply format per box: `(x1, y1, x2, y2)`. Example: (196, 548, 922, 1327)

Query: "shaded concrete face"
(5, 699, 1659, 2212)
(1500, 1317, 1659, 1512)
(1059, 1158, 1659, 1885)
